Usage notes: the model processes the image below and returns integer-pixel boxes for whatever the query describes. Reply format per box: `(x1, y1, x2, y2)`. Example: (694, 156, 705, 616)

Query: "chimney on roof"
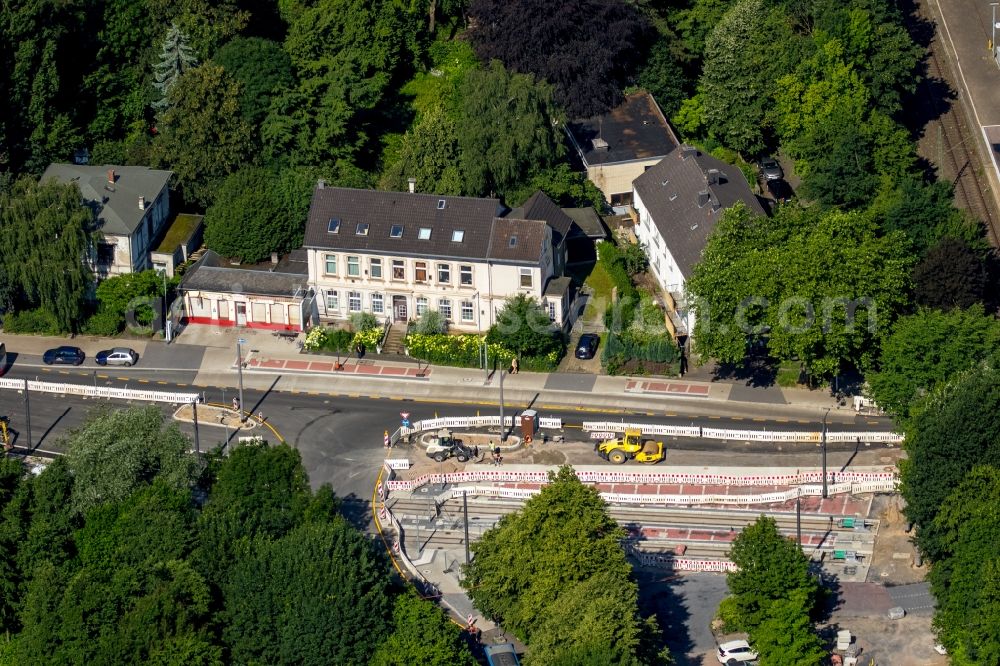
(317, 178, 326, 189)
(707, 169, 720, 185)
(697, 190, 710, 208)
(138, 196, 145, 210)
(591, 137, 609, 152)
(681, 146, 697, 160)
(407, 177, 416, 194)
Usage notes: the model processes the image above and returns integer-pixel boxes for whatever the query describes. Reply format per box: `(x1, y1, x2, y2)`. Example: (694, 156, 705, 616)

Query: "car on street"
(765, 178, 793, 203)
(42, 346, 85, 366)
(95, 347, 139, 367)
(575, 333, 599, 359)
(717, 639, 758, 664)
(759, 157, 784, 181)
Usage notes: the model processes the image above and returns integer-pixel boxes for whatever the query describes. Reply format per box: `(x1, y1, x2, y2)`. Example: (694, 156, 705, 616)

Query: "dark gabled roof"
(41, 163, 173, 236)
(179, 250, 309, 298)
(508, 191, 575, 246)
(562, 207, 607, 239)
(544, 276, 572, 297)
(303, 186, 503, 261)
(487, 218, 549, 264)
(633, 146, 767, 280)
(566, 92, 679, 167)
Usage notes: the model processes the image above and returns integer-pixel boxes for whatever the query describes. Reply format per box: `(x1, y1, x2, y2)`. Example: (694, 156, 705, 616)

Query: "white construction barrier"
(582, 421, 701, 437)
(826, 431, 905, 444)
(0, 378, 199, 404)
(702, 428, 820, 443)
(384, 458, 411, 470)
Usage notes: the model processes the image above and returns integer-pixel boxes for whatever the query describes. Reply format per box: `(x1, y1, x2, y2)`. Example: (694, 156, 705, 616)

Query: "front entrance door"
(235, 302, 247, 326)
(392, 295, 408, 322)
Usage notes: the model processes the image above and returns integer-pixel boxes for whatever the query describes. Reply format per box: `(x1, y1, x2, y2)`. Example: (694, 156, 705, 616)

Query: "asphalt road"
(1, 363, 897, 504)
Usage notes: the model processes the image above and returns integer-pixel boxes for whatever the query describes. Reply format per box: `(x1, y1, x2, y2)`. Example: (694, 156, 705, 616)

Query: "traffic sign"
(237, 338, 247, 344)
(400, 411, 410, 420)
(401, 419, 411, 428)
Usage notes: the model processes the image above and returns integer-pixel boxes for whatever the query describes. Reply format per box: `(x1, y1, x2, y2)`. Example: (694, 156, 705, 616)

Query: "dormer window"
(451, 229, 465, 242)
(389, 225, 403, 238)
(437, 199, 446, 209)
(327, 218, 341, 234)
(356, 223, 369, 236)
(418, 227, 432, 240)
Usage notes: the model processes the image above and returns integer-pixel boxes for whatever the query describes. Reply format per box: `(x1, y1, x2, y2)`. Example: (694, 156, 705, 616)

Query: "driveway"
(636, 570, 729, 666)
(557, 331, 603, 374)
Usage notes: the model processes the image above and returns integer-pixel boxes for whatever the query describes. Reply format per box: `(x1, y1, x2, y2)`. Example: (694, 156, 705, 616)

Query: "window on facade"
(347, 256, 360, 277)
(610, 192, 633, 207)
(326, 290, 339, 311)
(97, 243, 115, 265)
(519, 268, 533, 288)
(325, 254, 337, 275)
(451, 230, 465, 242)
(548, 301, 556, 322)
(414, 261, 427, 282)
(460, 265, 473, 286)
(348, 291, 361, 312)
(370, 258, 382, 279)
(439, 299, 452, 320)
(437, 263, 450, 283)
(417, 227, 432, 240)
(371, 293, 384, 314)
(416, 297, 428, 316)
(392, 260, 405, 280)
(461, 300, 474, 322)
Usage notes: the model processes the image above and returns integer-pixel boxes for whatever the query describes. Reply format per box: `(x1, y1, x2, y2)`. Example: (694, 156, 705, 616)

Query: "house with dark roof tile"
(303, 184, 571, 332)
(632, 146, 766, 341)
(41, 164, 176, 276)
(566, 91, 679, 212)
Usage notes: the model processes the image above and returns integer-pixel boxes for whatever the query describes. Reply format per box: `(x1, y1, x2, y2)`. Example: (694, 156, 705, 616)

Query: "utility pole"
(192, 399, 201, 454)
(821, 407, 830, 499)
(236, 339, 246, 424)
(23, 378, 32, 450)
(463, 491, 471, 565)
(992, 3, 999, 56)
(796, 496, 802, 545)
(499, 368, 506, 442)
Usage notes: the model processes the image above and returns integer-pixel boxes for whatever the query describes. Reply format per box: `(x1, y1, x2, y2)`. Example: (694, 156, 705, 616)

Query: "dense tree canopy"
(899, 364, 1000, 561)
(462, 466, 665, 663)
(486, 294, 563, 361)
(912, 236, 991, 311)
(213, 37, 294, 127)
(468, 0, 652, 118)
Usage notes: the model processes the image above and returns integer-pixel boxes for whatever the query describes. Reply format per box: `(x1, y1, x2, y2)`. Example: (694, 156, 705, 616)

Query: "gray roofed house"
(632, 145, 766, 341)
(180, 249, 309, 298)
(303, 186, 503, 261)
(508, 190, 575, 274)
(41, 163, 174, 276)
(562, 207, 607, 239)
(565, 91, 679, 210)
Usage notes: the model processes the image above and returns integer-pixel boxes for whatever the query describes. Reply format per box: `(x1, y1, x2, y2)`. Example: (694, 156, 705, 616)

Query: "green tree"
(221, 520, 391, 665)
(698, 0, 775, 155)
(88, 270, 165, 335)
(929, 466, 1000, 665)
(462, 467, 659, 661)
(146, 0, 249, 58)
(900, 364, 1000, 560)
(636, 39, 689, 119)
(203, 167, 315, 262)
(749, 592, 826, 666)
(687, 204, 912, 379)
(151, 64, 253, 207)
(151, 23, 199, 113)
(486, 294, 562, 360)
(913, 236, 990, 311)
(379, 104, 464, 195)
(213, 37, 294, 126)
(456, 61, 562, 196)
(64, 406, 201, 515)
(871, 178, 975, 254)
(0, 177, 94, 330)
(724, 515, 820, 631)
(369, 591, 477, 666)
(867, 306, 1000, 422)
(505, 163, 607, 212)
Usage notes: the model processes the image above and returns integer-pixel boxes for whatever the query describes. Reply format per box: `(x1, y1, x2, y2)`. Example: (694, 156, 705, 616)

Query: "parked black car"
(43, 346, 85, 366)
(575, 333, 600, 360)
(765, 178, 793, 203)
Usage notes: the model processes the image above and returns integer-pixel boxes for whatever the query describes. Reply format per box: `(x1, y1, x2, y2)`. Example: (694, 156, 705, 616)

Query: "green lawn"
(576, 262, 614, 323)
(776, 362, 802, 387)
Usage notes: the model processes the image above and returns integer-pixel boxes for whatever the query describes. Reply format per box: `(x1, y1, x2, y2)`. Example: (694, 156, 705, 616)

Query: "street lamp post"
(474, 291, 488, 384)
(821, 407, 830, 499)
(236, 340, 246, 424)
(499, 368, 506, 442)
(993, 3, 999, 55)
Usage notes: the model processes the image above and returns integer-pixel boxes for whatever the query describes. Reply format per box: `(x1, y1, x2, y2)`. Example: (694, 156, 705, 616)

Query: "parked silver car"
(95, 347, 139, 367)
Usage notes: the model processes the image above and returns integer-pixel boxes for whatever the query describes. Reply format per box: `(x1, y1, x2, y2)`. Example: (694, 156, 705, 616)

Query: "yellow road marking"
(753, 418, 766, 422)
(138, 379, 149, 383)
(732, 417, 744, 420)
(157, 381, 168, 385)
(708, 415, 721, 420)
(776, 418, 789, 423)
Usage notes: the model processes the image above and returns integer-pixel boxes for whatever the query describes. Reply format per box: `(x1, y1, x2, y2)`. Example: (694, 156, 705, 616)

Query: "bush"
(82, 307, 125, 336)
(349, 312, 379, 332)
(303, 327, 353, 352)
(412, 310, 447, 335)
(403, 333, 562, 371)
(2, 308, 65, 335)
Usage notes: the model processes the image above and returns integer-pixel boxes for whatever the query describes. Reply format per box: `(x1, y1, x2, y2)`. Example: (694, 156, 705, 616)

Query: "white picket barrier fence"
(400, 415, 563, 437)
(702, 427, 821, 443)
(0, 378, 199, 404)
(826, 431, 905, 444)
(581, 420, 902, 444)
(631, 551, 737, 573)
(384, 458, 411, 470)
(582, 421, 701, 437)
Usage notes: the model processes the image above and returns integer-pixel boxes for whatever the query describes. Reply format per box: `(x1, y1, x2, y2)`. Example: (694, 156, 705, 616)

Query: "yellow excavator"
(595, 428, 665, 464)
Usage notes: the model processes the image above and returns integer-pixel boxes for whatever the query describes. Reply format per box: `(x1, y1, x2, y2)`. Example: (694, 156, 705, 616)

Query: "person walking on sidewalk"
(510, 357, 519, 374)
(492, 446, 503, 466)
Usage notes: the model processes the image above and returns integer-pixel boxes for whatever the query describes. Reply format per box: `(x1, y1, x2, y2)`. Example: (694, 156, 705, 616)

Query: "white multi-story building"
(303, 184, 572, 332)
(632, 146, 766, 343)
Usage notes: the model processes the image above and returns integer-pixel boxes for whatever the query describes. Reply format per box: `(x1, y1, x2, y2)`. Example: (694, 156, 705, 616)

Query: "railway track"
(918, 1, 1000, 246)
